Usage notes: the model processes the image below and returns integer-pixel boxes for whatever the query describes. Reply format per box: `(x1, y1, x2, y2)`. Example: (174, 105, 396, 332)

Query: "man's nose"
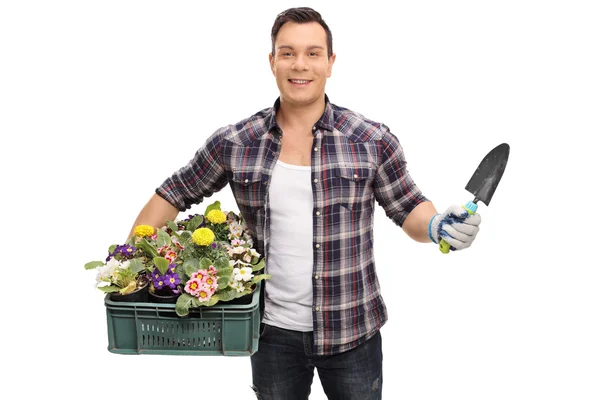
(292, 56, 309, 71)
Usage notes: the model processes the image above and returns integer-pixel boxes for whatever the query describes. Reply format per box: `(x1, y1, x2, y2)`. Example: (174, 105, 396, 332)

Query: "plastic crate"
(104, 282, 261, 356)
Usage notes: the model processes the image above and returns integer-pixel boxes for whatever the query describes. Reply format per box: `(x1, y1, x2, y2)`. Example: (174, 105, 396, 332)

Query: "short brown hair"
(271, 7, 333, 58)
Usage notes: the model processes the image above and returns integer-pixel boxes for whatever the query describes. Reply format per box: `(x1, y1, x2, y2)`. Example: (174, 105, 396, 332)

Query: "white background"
(1, 1, 598, 399)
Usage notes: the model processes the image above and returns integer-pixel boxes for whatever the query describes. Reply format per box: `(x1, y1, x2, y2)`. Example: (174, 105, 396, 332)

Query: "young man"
(128, 7, 481, 400)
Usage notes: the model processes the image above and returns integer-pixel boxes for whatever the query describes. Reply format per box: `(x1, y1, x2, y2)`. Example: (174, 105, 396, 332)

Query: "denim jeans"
(250, 323, 383, 399)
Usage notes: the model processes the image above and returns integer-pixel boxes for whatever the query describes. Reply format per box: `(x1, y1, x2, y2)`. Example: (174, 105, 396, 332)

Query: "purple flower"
(168, 263, 177, 274)
(165, 272, 181, 289)
(106, 244, 137, 261)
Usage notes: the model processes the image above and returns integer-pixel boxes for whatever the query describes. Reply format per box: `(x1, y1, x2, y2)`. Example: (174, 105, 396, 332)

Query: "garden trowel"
(440, 142, 510, 253)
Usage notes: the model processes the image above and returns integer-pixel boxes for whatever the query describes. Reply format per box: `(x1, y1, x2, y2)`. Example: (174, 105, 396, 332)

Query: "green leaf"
(204, 201, 221, 216)
(129, 258, 145, 274)
(251, 258, 265, 272)
(200, 258, 213, 270)
(183, 258, 201, 277)
(214, 256, 230, 271)
(217, 288, 237, 302)
(84, 261, 104, 270)
(98, 285, 120, 293)
(236, 287, 253, 297)
(136, 238, 159, 258)
(251, 274, 271, 284)
(166, 220, 179, 234)
(157, 229, 171, 248)
(188, 215, 204, 231)
(217, 276, 231, 290)
(205, 294, 220, 306)
(217, 267, 233, 278)
(153, 256, 170, 275)
(108, 244, 117, 254)
(179, 230, 192, 241)
(176, 293, 195, 317)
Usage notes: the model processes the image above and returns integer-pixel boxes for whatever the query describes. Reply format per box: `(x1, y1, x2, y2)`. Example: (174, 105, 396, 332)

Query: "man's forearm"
(402, 201, 438, 243)
(127, 193, 179, 241)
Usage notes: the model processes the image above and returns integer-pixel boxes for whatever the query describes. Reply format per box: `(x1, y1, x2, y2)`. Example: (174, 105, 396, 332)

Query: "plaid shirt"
(156, 96, 427, 356)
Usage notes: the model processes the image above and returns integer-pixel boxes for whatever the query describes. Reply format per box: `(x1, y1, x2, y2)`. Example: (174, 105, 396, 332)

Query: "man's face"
(269, 21, 335, 108)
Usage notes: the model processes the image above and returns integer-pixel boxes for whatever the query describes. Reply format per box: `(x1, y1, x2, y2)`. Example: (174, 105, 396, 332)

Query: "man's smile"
(288, 79, 312, 86)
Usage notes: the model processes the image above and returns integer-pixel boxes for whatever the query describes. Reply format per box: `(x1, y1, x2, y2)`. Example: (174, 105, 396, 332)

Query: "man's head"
(271, 7, 333, 59)
(269, 7, 336, 108)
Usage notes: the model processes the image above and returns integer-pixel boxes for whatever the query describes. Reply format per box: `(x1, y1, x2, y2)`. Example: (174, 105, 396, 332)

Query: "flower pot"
(223, 284, 256, 305)
(109, 282, 149, 303)
(224, 293, 253, 305)
(149, 289, 180, 304)
(109, 275, 150, 303)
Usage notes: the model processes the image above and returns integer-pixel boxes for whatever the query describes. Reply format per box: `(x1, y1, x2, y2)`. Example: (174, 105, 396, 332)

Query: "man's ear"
(269, 53, 276, 75)
(327, 53, 336, 78)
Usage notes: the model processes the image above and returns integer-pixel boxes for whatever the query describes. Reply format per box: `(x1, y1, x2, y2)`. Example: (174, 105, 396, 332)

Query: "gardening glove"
(428, 205, 481, 251)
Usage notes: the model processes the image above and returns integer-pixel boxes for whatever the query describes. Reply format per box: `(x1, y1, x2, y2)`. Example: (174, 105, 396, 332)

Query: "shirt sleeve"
(156, 128, 229, 211)
(373, 126, 428, 227)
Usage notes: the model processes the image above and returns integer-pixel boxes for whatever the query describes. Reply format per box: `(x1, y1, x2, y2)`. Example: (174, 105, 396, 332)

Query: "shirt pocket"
(230, 169, 265, 210)
(336, 166, 375, 211)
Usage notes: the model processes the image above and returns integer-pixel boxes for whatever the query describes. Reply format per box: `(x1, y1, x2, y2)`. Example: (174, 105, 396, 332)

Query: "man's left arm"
(373, 128, 482, 251)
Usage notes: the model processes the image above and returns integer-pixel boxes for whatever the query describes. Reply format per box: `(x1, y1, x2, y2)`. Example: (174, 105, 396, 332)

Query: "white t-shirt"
(262, 160, 314, 331)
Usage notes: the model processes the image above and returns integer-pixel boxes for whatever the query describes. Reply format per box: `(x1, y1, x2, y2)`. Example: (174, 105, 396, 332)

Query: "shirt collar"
(267, 94, 335, 134)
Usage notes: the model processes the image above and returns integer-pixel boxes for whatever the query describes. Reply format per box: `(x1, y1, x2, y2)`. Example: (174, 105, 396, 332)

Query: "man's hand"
(428, 205, 481, 251)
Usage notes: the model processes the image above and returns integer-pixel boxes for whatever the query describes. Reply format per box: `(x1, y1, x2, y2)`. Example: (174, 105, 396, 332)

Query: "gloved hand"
(428, 205, 481, 251)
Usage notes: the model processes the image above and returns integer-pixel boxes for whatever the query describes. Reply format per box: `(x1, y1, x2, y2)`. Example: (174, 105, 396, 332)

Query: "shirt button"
(315, 244, 320, 249)
(315, 211, 320, 216)
(313, 178, 318, 183)
(314, 275, 319, 280)
(312, 126, 317, 131)
(353, 174, 358, 179)
(245, 179, 249, 183)
(314, 147, 318, 152)
(315, 306, 320, 311)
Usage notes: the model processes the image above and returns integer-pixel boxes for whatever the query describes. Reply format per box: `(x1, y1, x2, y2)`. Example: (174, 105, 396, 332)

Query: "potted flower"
(128, 225, 184, 303)
(84, 243, 150, 302)
(86, 201, 270, 314)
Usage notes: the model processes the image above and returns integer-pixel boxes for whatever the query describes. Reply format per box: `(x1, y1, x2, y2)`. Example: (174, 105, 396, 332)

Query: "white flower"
(232, 281, 245, 293)
(105, 257, 120, 270)
(233, 266, 253, 282)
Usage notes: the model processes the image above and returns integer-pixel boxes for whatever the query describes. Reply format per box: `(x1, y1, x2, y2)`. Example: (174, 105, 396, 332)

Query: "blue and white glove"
(428, 205, 481, 251)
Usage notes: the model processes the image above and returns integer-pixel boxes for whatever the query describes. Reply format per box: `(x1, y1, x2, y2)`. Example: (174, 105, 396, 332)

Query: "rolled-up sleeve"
(156, 128, 229, 211)
(373, 127, 428, 227)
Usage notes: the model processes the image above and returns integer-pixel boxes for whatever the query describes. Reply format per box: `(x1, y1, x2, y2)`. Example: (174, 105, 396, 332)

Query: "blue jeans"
(250, 323, 383, 399)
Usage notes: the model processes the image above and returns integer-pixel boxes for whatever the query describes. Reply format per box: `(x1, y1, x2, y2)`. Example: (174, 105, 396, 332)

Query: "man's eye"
(282, 52, 293, 57)
(309, 52, 318, 57)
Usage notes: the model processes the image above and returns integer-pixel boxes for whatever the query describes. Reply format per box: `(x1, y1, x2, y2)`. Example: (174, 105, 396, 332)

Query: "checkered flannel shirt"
(157, 96, 428, 356)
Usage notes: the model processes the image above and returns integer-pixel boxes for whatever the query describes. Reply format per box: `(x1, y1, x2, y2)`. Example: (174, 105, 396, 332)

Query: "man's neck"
(276, 97, 326, 135)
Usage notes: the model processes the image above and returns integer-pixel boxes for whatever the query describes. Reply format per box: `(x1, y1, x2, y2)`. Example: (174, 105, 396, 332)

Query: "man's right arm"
(126, 193, 179, 241)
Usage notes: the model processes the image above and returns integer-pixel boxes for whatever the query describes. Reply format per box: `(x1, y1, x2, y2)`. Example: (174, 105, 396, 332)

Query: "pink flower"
(165, 250, 177, 262)
(185, 278, 202, 297)
(191, 270, 208, 280)
(197, 287, 213, 302)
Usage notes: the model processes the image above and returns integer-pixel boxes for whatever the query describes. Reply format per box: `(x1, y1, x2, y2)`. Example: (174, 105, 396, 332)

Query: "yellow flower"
(192, 228, 215, 246)
(133, 225, 154, 237)
(206, 210, 227, 224)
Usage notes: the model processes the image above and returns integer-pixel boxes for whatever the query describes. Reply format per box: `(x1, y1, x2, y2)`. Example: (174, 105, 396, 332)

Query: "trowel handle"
(439, 201, 478, 254)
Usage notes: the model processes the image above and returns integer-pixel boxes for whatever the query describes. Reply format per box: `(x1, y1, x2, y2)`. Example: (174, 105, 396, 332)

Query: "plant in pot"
(171, 202, 270, 316)
(84, 244, 150, 302)
(86, 200, 270, 311)
(148, 259, 182, 303)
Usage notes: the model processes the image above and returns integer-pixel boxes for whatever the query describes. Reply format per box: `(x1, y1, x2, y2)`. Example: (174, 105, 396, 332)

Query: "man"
(127, 7, 481, 400)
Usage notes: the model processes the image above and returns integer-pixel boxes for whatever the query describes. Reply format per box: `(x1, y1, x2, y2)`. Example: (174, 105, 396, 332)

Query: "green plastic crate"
(104, 282, 261, 356)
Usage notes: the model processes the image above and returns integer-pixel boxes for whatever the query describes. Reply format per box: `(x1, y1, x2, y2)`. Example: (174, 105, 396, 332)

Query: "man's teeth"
(290, 80, 309, 84)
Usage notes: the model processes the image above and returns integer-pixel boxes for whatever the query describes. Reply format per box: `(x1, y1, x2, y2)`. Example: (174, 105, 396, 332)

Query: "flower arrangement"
(85, 201, 270, 316)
